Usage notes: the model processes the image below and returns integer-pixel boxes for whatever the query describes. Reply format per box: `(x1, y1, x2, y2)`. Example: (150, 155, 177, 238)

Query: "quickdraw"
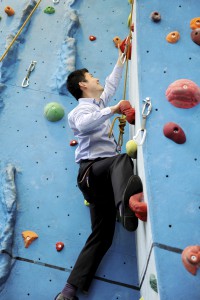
(22, 60, 37, 87)
(133, 97, 152, 146)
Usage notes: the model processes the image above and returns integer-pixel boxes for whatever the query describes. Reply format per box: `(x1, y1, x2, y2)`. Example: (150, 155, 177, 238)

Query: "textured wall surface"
(134, 1, 200, 299)
(0, 1, 140, 300)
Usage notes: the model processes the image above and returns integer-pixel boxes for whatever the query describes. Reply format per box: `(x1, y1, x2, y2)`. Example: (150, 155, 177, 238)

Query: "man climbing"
(54, 47, 143, 300)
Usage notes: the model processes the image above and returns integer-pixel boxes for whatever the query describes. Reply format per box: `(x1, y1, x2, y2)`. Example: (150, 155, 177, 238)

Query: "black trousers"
(67, 153, 135, 292)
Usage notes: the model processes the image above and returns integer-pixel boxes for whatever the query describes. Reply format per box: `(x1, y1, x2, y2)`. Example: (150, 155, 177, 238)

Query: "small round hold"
(191, 28, 200, 46)
(4, 6, 15, 16)
(84, 199, 90, 206)
(53, 0, 60, 3)
(150, 11, 161, 23)
(113, 36, 121, 48)
(89, 35, 96, 41)
(126, 140, 137, 158)
(70, 140, 78, 146)
(130, 23, 134, 32)
(166, 31, 180, 43)
(56, 242, 64, 251)
(44, 6, 55, 14)
(190, 17, 200, 30)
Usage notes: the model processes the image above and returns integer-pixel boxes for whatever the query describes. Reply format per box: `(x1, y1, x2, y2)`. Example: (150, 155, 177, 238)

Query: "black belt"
(80, 159, 94, 164)
(80, 157, 105, 164)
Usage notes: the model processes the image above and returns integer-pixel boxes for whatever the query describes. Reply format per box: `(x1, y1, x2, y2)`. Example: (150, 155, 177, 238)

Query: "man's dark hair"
(66, 68, 89, 100)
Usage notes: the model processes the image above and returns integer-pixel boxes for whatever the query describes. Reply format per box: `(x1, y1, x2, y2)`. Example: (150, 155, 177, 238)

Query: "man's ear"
(79, 81, 87, 90)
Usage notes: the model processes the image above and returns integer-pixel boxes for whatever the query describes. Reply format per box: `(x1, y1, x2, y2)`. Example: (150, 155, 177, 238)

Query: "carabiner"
(133, 128, 147, 146)
(132, 97, 152, 146)
(22, 61, 37, 88)
(142, 97, 152, 118)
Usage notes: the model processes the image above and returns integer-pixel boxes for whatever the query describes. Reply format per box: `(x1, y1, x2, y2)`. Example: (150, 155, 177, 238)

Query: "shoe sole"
(54, 293, 79, 300)
(121, 175, 143, 231)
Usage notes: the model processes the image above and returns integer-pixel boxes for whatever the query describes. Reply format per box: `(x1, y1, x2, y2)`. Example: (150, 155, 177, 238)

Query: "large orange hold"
(4, 6, 15, 16)
(166, 79, 200, 109)
(190, 17, 200, 30)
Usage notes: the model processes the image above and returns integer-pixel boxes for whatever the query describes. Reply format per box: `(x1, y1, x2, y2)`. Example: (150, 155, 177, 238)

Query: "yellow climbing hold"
(84, 199, 90, 206)
(128, 12, 132, 27)
(126, 140, 137, 159)
(22, 230, 38, 248)
(139, 297, 144, 300)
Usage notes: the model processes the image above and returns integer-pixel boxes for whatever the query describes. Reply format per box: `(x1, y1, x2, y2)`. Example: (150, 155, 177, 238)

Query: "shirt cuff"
(101, 107, 113, 115)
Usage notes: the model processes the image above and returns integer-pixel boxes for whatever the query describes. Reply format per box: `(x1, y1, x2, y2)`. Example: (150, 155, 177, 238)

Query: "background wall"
(0, 1, 141, 300)
(132, 1, 200, 299)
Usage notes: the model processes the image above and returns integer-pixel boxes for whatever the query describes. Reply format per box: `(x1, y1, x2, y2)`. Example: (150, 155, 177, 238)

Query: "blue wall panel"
(136, 0, 200, 299)
(0, 1, 140, 299)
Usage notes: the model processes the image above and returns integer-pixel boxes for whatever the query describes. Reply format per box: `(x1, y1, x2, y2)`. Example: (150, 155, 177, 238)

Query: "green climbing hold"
(44, 6, 55, 14)
(149, 274, 158, 293)
(44, 102, 65, 122)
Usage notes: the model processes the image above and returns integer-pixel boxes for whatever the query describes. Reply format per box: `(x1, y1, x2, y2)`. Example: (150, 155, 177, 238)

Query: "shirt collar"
(79, 98, 101, 107)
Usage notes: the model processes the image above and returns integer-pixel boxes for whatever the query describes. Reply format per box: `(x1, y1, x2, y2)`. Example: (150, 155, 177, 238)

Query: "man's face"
(82, 72, 104, 93)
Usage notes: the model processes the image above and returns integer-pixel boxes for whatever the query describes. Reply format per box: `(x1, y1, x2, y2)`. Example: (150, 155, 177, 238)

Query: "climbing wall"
(0, 1, 141, 300)
(131, 0, 200, 299)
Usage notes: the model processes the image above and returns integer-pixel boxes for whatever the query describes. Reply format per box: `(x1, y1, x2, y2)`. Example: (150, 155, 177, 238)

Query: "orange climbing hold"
(4, 6, 15, 16)
(182, 245, 200, 275)
(113, 36, 122, 48)
(166, 31, 180, 43)
(190, 17, 200, 30)
(22, 230, 38, 248)
(129, 192, 147, 222)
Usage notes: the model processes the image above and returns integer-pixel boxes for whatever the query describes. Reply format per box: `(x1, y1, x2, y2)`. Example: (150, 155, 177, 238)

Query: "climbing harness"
(0, 0, 42, 62)
(22, 61, 37, 88)
(133, 97, 152, 146)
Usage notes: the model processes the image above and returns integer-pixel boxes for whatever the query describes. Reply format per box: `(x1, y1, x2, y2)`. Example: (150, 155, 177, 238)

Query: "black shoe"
(54, 293, 79, 300)
(121, 175, 143, 231)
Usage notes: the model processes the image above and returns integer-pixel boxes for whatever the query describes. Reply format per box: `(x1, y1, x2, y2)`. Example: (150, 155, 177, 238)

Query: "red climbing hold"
(70, 140, 78, 146)
(163, 122, 186, 144)
(120, 37, 132, 60)
(182, 245, 200, 275)
(129, 192, 147, 222)
(56, 242, 64, 251)
(89, 35, 96, 41)
(191, 28, 200, 46)
(166, 79, 200, 109)
(150, 11, 161, 23)
(119, 100, 135, 124)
